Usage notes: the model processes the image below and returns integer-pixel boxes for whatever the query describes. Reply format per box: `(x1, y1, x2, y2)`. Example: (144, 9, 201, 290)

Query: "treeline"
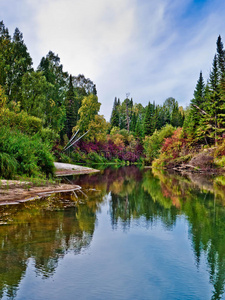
(153, 35, 225, 169)
(185, 35, 225, 145)
(0, 21, 96, 137)
(110, 96, 184, 137)
(0, 20, 97, 178)
(1, 19, 200, 179)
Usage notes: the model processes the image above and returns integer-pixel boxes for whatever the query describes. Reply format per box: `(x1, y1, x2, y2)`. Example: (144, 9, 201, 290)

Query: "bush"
(0, 152, 18, 179)
(38, 127, 59, 144)
(152, 127, 186, 168)
(143, 124, 175, 164)
(0, 109, 42, 135)
(0, 126, 55, 178)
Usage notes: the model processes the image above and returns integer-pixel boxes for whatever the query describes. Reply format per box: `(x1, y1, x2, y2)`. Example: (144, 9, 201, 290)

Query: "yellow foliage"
(0, 85, 7, 114)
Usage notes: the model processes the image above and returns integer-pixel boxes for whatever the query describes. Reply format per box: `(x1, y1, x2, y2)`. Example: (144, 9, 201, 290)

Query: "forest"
(0, 19, 225, 179)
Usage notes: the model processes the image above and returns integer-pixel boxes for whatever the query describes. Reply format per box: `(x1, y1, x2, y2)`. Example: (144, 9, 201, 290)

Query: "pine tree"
(135, 116, 144, 139)
(110, 97, 120, 128)
(130, 112, 137, 132)
(144, 102, 155, 136)
(65, 75, 78, 138)
(190, 71, 205, 129)
(216, 35, 225, 79)
(203, 55, 224, 145)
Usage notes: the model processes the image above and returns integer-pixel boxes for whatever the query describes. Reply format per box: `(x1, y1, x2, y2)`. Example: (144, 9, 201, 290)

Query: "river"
(0, 166, 225, 300)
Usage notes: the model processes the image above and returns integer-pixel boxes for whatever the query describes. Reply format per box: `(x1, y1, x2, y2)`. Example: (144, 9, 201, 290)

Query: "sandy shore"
(0, 163, 99, 205)
(54, 162, 100, 176)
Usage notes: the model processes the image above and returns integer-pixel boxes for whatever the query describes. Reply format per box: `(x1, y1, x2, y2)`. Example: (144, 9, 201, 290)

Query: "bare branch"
(191, 104, 209, 116)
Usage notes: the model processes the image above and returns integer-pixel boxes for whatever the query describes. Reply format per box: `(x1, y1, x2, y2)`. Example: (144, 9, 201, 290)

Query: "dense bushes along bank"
(0, 126, 55, 179)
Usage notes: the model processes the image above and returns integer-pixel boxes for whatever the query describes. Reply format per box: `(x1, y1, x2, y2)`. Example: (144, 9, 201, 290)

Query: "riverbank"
(0, 163, 99, 205)
(54, 162, 100, 176)
(153, 143, 225, 175)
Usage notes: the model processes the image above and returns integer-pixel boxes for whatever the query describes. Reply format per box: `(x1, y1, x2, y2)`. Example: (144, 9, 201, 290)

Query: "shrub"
(0, 126, 55, 178)
(0, 109, 42, 135)
(38, 127, 59, 144)
(152, 127, 187, 168)
(0, 152, 18, 179)
(143, 124, 175, 164)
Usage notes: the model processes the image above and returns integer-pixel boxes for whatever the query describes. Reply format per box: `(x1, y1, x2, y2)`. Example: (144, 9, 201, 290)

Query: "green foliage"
(144, 102, 155, 135)
(38, 127, 59, 144)
(144, 124, 175, 164)
(110, 97, 120, 128)
(0, 85, 7, 110)
(74, 94, 101, 138)
(0, 152, 18, 179)
(86, 152, 107, 164)
(0, 22, 33, 102)
(152, 128, 185, 168)
(0, 109, 43, 134)
(38, 51, 68, 132)
(190, 71, 205, 130)
(21, 71, 51, 119)
(135, 116, 144, 139)
(65, 75, 78, 138)
(0, 126, 55, 178)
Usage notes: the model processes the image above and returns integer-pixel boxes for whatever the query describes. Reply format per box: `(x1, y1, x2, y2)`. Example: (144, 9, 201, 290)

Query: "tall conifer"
(110, 97, 120, 128)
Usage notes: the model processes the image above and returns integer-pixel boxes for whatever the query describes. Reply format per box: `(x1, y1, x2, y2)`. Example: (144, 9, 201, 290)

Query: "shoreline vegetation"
(1, 20, 225, 191)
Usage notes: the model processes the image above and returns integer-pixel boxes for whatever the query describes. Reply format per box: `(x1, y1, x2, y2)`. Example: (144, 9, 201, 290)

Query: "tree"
(188, 71, 205, 135)
(88, 115, 109, 142)
(110, 97, 120, 128)
(216, 35, 225, 79)
(135, 116, 144, 139)
(21, 71, 51, 120)
(38, 51, 68, 131)
(0, 85, 7, 113)
(197, 56, 225, 145)
(65, 75, 79, 138)
(144, 102, 155, 136)
(10, 27, 33, 102)
(74, 94, 101, 136)
(0, 24, 33, 102)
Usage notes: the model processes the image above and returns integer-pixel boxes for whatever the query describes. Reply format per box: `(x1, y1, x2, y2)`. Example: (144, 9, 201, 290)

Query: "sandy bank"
(0, 182, 81, 205)
(54, 162, 100, 176)
(0, 163, 99, 205)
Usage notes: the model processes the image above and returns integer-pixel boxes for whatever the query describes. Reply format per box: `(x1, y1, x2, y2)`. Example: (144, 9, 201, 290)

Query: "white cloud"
(34, 0, 136, 77)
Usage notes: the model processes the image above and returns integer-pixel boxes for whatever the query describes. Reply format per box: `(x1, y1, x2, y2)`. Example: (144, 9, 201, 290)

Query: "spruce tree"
(130, 112, 137, 132)
(135, 116, 144, 139)
(216, 35, 225, 79)
(190, 71, 205, 129)
(144, 102, 155, 136)
(110, 97, 120, 128)
(65, 75, 77, 138)
(204, 55, 224, 144)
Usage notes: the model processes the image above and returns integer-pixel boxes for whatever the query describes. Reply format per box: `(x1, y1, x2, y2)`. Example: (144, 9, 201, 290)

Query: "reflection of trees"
(151, 169, 225, 300)
(1, 166, 225, 299)
(94, 167, 225, 300)
(108, 168, 178, 230)
(0, 191, 101, 299)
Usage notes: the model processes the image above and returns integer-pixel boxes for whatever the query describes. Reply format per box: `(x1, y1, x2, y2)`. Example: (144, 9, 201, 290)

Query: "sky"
(1, 0, 225, 120)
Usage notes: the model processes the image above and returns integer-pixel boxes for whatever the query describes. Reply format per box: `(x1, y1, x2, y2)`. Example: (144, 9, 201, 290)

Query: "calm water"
(0, 167, 225, 300)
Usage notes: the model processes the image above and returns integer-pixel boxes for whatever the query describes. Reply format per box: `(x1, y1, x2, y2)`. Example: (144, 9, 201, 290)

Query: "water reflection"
(0, 166, 225, 299)
(0, 191, 102, 299)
